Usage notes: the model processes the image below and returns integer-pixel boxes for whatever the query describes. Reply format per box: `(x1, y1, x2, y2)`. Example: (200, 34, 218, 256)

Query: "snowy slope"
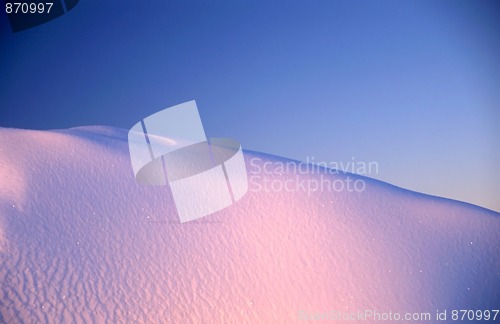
(0, 126, 499, 323)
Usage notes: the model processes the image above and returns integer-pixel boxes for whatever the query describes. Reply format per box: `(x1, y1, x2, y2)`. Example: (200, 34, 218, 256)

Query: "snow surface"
(0, 126, 499, 323)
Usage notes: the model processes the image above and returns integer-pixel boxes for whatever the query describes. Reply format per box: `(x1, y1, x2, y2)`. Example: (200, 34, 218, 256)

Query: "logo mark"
(128, 101, 248, 223)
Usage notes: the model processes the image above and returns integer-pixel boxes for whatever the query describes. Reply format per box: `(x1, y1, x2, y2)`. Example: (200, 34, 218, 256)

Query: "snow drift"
(0, 126, 498, 323)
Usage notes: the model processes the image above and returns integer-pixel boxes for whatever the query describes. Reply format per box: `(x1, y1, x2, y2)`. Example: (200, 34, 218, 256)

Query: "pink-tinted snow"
(0, 126, 498, 323)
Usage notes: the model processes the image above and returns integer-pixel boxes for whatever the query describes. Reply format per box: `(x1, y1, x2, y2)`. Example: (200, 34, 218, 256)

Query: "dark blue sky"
(1, 0, 499, 211)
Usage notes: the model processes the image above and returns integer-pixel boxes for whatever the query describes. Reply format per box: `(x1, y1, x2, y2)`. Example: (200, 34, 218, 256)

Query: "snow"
(0, 126, 499, 323)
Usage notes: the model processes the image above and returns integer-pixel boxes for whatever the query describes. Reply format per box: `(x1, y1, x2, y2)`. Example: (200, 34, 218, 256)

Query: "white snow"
(0, 126, 498, 323)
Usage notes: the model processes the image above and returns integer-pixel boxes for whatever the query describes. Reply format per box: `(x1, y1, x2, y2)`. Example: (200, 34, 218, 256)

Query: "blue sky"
(1, 0, 499, 211)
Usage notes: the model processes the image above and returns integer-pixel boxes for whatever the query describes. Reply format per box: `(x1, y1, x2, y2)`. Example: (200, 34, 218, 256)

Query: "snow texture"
(0, 126, 499, 323)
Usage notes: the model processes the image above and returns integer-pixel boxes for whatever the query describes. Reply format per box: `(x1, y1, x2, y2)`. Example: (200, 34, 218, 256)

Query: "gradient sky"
(1, 0, 499, 211)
